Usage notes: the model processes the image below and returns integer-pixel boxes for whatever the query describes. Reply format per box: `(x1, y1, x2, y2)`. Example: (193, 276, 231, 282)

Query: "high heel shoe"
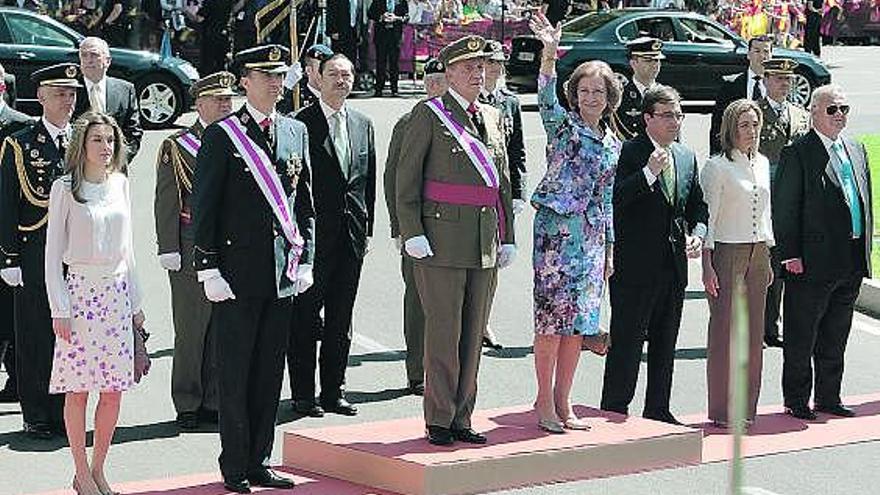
(538, 417, 565, 434)
(560, 416, 591, 431)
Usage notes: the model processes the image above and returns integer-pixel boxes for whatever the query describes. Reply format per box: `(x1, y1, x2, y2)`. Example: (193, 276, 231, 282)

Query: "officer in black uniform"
(278, 43, 333, 115)
(0, 63, 82, 439)
(192, 44, 316, 494)
(615, 37, 665, 140)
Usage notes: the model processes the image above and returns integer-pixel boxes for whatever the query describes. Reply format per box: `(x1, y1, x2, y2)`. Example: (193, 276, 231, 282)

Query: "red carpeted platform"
(281, 405, 703, 495)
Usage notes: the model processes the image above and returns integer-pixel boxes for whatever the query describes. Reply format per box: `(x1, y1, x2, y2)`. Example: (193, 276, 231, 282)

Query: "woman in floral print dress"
(45, 113, 147, 495)
(529, 13, 622, 434)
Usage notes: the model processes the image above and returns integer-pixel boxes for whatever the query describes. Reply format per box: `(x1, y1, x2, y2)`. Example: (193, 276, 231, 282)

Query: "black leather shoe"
(482, 337, 503, 350)
(426, 425, 454, 446)
(293, 400, 325, 418)
(643, 411, 684, 426)
(176, 412, 199, 430)
(451, 427, 487, 444)
(764, 336, 784, 348)
(408, 380, 425, 396)
(785, 405, 818, 420)
(223, 478, 251, 494)
(0, 386, 18, 403)
(815, 403, 855, 417)
(321, 398, 358, 416)
(23, 422, 54, 440)
(247, 468, 295, 489)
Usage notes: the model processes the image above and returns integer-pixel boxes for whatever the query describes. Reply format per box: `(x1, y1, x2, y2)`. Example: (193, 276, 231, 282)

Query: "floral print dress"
(531, 74, 621, 336)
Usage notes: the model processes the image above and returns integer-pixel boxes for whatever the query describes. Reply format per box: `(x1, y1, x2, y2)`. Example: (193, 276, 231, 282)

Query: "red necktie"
(260, 117, 271, 131)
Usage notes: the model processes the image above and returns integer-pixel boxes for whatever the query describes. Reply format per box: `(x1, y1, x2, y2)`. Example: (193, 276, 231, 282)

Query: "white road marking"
(352, 332, 394, 353)
(742, 488, 785, 495)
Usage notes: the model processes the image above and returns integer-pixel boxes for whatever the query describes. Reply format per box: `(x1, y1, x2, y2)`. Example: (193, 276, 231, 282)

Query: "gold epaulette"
(2, 136, 50, 231)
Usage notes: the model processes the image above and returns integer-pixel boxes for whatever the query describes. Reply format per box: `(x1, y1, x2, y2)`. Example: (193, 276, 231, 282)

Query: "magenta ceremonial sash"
(423, 180, 506, 242)
(175, 132, 201, 158)
(217, 116, 304, 279)
(425, 97, 499, 188)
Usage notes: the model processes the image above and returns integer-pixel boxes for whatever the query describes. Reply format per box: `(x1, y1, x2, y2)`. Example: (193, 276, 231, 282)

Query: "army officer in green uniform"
(396, 36, 515, 446)
(155, 71, 236, 430)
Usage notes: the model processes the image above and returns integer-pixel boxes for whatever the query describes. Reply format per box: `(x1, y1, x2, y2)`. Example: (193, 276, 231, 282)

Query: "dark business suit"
(601, 133, 708, 418)
(290, 102, 376, 404)
(773, 130, 873, 411)
(0, 105, 33, 399)
(368, 0, 408, 94)
(192, 105, 315, 481)
(75, 76, 143, 164)
(710, 71, 751, 155)
(0, 121, 67, 431)
(327, 0, 359, 66)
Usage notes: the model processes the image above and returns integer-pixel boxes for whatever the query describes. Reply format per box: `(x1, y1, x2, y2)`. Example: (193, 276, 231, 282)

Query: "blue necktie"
(831, 141, 863, 238)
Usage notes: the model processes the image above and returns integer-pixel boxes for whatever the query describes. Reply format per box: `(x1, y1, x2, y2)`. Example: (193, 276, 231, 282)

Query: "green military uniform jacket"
(155, 120, 204, 255)
(396, 92, 514, 269)
(758, 98, 810, 182)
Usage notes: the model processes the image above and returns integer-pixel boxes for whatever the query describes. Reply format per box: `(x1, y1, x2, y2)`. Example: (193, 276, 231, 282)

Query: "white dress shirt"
(745, 68, 766, 101)
(700, 149, 774, 250)
(41, 117, 70, 145)
(641, 135, 708, 239)
(45, 173, 143, 318)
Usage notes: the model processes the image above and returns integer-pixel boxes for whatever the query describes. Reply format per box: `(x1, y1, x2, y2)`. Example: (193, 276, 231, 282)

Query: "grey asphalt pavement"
(1, 45, 878, 495)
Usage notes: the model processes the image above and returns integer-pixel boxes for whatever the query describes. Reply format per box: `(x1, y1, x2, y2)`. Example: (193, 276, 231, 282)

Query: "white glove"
(0, 267, 23, 287)
(284, 62, 304, 89)
(158, 252, 182, 272)
(364, 237, 371, 254)
(497, 244, 517, 269)
(202, 272, 236, 302)
(404, 235, 434, 259)
(393, 236, 403, 251)
(512, 199, 526, 216)
(295, 264, 313, 295)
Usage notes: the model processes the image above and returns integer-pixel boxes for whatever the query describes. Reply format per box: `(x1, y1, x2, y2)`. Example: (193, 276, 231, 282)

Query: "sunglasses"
(825, 104, 850, 116)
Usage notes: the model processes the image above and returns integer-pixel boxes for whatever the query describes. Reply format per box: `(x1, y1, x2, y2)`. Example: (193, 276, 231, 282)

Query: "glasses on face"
(651, 111, 685, 122)
(825, 104, 850, 116)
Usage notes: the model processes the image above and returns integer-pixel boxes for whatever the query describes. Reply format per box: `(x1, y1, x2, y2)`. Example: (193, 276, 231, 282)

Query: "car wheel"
(356, 71, 375, 92)
(788, 72, 812, 107)
(137, 73, 183, 129)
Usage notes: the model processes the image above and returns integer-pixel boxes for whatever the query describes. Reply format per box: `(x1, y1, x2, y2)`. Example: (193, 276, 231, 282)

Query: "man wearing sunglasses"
(773, 84, 873, 421)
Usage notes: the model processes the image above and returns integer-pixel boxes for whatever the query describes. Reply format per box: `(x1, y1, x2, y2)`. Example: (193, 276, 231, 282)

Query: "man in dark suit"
(289, 53, 376, 418)
(0, 63, 81, 438)
(192, 44, 315, 493)
(615, 37, 664, 141)
(76, 36, 142, 164)
(773, 84, 873, 420)
(278, 44, 333, 115)
(368, 0, 408, 97)
(601, 85, 708, 425)
(328, 0, 360, 68)
(709, 35, 772, 155)
(0, 62, 34, 404)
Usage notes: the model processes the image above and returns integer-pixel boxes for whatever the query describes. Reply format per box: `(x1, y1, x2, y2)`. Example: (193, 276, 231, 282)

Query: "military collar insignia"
(240, 112, 250, 124)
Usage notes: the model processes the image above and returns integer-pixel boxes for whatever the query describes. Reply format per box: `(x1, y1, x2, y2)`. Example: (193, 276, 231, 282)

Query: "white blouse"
(700, 150, 775, 250)
(45, 173, 142, 318)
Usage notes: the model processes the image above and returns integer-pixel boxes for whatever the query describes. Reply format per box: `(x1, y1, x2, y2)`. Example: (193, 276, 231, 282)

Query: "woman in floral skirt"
(529, 12, 622, 433)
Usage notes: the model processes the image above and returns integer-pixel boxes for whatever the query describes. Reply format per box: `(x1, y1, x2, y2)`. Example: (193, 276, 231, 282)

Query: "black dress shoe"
(764, 336, 784, 348)
(0, 386, 18, 403)
(815, 403, 855, 417)
(176, 412, 199, 430)
(643, 411, 684, 426)
(426, 425, 454, 446)
(451, 427, 487, 444)
(320, 398, 358, 416)
(293, 400, 325, 418)
(408, 380, 425, 396)
(23, 422, 54, 440)
(223, 478, 251, 494)
(481, 337, 503, 350)
(247, 468, 295, 489)
(785, 405, 818, 420)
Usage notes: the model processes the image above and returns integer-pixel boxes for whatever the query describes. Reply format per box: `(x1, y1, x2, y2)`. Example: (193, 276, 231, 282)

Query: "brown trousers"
(706, 242, 771, 423)
(401, 255, 425, 383)
(414, 264, 496, 429)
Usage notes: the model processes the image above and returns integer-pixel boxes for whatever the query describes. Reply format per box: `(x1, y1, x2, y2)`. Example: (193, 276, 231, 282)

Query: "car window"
(0, 15, 12, 44)
(617, 20, 639, 41)
(6, 13, 75, 48)
(618, 17, 677, 42)
(679, 18, 734, 44)
(561, 12, 616, 37)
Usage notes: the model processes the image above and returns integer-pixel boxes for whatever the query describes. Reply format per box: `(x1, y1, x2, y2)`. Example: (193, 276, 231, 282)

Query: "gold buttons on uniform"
(226, 239, 232, 245)
(435, 212, 440, 218)
(5, 259, 10, 265)
(202, 259, 207, 264)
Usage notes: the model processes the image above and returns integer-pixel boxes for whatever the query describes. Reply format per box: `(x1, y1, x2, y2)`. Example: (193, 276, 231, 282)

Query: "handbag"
(133, 325, 151, 383)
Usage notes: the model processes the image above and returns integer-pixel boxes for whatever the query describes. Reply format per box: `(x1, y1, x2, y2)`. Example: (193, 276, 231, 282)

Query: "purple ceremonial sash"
(175, 132, 201, 158)
(425, 97, 499, 188)
(217, 116, 304, 279)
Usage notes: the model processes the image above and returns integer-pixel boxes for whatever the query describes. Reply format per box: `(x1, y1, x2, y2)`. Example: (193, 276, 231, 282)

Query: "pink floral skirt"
(49, 270, 134, 393)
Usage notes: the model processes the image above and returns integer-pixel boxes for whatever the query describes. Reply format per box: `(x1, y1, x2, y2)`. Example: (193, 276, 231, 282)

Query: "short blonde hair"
(719, 99, 763, 158)
(809, 83, 845, 113)
(564, 60, 622, 118)
(65, 112, 127, 202)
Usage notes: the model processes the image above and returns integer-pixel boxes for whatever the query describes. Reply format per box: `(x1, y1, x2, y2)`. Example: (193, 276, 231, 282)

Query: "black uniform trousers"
(1, 283, 16, 394)
(289, 243, 363, 403)
(15, 235, 63, 427)
(601, 267, 685, 417)
(782, 239, 865, 410)
(764, 246, 784, 341)
(214, 295, 292, 481)
(374, 30, 402, 93)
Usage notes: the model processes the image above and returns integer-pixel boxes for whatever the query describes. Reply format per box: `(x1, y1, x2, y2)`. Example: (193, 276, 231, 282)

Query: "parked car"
(0, 7, 198, 129)
(506, 9, 831, 107)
